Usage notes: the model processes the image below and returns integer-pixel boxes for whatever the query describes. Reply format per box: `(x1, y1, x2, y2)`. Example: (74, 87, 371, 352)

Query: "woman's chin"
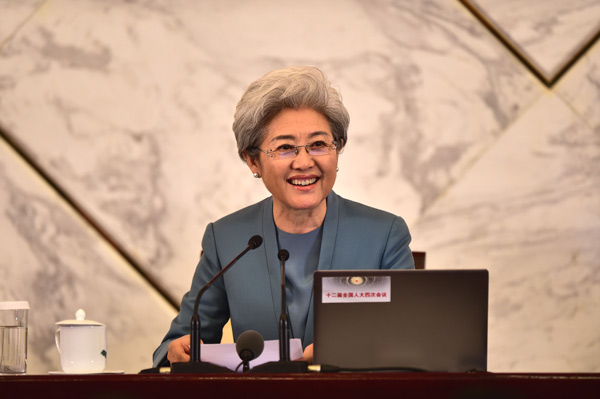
(288, 195, 327, 212)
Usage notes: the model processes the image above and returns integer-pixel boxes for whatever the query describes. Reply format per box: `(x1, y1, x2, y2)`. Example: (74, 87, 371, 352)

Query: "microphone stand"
(171, 235, 263, 373)
(251, 249, 308, 373)
(278, 250, 291, 361)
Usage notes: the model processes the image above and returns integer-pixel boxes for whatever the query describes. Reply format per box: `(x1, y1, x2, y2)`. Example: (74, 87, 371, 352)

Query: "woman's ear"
(336, 138, 345, 154)
(242, 151, 259, 175)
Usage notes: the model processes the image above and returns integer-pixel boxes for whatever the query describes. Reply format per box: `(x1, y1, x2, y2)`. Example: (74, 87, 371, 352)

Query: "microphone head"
(248, 235, 263, 249)
(278, 249, 289, 261)
(236, 330, 264, 362)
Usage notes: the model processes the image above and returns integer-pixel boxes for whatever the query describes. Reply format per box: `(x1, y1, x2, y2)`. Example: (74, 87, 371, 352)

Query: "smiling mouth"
(289, 177, 318, 186)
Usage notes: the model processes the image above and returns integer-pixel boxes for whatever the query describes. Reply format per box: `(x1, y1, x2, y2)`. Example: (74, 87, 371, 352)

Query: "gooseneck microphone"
(250, 248, 308, 373)
(277, 249, 291, 361)
(235, 330, 265, 372)
(171, 234, 263, 374)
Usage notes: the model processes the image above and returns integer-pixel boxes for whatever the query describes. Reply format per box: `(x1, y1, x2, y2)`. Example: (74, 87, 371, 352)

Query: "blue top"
(276, 225, 323, 343)
(153, 191, 414, 367)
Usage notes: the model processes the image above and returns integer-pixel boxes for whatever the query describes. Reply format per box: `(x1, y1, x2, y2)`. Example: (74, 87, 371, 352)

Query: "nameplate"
(321, 275, 391, 303)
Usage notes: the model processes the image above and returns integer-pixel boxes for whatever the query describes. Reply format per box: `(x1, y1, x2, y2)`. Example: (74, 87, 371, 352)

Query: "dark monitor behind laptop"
(313, 269, 488, 372)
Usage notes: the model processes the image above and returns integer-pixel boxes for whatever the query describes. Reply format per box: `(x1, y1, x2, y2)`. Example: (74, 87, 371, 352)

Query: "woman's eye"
(311, 141, 327, 148)
(276, 144, 295, 151)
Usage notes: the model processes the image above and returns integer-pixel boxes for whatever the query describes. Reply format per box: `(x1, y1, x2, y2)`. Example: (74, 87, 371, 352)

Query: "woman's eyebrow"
(269, 131, 331, 143)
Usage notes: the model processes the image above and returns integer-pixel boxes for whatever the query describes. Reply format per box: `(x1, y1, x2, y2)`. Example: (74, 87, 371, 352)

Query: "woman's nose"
(291, 147, 315, 168)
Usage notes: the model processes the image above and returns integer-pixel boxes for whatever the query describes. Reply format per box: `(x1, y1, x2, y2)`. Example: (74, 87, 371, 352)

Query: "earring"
(253, 172, 260, 179)
(336, 166, 339, 172)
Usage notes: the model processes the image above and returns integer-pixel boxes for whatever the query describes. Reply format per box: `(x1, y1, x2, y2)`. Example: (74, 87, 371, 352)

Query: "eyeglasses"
(256, 140, 338, 160)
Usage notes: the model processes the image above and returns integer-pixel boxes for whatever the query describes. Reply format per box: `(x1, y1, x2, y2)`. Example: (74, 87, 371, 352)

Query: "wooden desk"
(2, 372, 599, 398)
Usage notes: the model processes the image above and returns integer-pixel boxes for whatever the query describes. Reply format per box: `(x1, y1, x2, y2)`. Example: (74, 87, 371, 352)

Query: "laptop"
(313, 269, 488, 372)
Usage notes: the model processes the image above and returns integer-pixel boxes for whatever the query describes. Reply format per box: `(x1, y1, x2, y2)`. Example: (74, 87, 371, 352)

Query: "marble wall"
(1, 0, 598, 373)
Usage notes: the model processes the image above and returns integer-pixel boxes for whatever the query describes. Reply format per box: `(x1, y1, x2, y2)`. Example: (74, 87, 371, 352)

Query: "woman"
(153, 66, 414, 367)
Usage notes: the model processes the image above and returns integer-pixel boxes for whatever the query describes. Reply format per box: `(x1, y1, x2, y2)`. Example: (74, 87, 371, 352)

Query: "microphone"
(236, 330, 264, 372)
(250, 248, 308, 373)
(277, 249, 291, 361)
(171, 234, 263, 374)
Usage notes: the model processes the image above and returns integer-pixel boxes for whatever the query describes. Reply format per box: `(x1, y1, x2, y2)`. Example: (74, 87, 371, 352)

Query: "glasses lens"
(277, 149, 297, 159)
(307, 141, 335, 156)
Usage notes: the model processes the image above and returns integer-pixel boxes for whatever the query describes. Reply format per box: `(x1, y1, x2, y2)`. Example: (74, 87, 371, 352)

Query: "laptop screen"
(313, 269, 488, 372)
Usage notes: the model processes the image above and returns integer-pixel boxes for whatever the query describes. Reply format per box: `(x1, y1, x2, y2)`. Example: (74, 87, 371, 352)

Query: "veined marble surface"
(0, 0, 599, 373)
(0, 139, 176, 374)
(0, 0, 538, 297)
(411, 93, 600, 372)
(0, 0, 44, 43)
(466, 0, 600, 80)
(558, 38, 600, 129)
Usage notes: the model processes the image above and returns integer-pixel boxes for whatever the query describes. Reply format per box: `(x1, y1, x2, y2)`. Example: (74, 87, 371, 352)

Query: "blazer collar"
(260, 191, 340, 270)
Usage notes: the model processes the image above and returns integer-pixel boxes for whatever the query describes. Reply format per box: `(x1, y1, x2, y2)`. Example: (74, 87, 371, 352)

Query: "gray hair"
(233, 66, 349, 162)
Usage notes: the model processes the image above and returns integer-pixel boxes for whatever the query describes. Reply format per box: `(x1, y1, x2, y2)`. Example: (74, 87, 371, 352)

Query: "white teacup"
(55, 309, 107, 374)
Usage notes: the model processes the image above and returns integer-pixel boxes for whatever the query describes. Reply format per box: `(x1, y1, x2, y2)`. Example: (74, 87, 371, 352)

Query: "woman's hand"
(167, 335, 193, 364)
(300, 343, 314, 364)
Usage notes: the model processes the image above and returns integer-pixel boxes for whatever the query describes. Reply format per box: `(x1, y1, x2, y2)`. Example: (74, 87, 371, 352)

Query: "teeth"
(290, 178, 317, 186)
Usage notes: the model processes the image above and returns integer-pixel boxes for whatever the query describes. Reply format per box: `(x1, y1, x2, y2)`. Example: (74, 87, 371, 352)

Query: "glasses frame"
(256, 140, 338, 160)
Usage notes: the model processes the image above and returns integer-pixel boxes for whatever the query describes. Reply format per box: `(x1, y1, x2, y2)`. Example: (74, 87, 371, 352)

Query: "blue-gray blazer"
(152, 191, 414, 367)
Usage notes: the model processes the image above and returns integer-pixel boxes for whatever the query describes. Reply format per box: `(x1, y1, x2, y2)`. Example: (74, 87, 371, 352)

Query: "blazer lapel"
(303, 191, 340, 346)
(317, 191, 340, 272)
(261, 196, 283, 324)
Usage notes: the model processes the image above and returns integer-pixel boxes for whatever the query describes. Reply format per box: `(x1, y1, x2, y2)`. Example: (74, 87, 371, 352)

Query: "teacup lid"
(55, 309, 104, 326)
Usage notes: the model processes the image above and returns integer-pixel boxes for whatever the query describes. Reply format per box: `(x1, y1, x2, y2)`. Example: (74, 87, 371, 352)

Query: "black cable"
(235, 361, 244, 373)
